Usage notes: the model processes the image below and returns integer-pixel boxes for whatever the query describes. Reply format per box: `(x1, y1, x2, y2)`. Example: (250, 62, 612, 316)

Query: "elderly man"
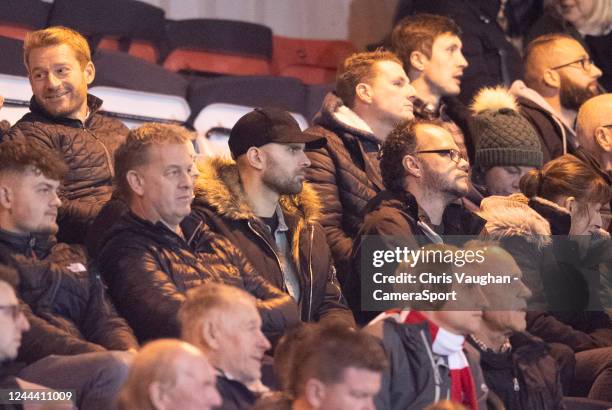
(97, 123, 298, 342)
(467, 244, 566, 410)
(510, 33, 603, 163)
(179, 282, 272, 410)
(3, 26, 129, 244)
(117, 339, 221, 410)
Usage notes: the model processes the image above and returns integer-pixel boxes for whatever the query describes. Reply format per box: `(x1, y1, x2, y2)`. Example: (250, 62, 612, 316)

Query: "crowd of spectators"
(0, 0, 611, 408)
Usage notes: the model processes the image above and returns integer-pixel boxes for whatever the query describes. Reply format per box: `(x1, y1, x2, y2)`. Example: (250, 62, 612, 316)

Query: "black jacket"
(97, 212, 299, 343)
(189, 157, 355, 327)
(216, 375, 257, 410)
(348, 190, 486, 322)
(304, 92, 385, 284)
(5, 95, 128, 244)
(469, 332, 566, 410)
(0, 229, 138, 365)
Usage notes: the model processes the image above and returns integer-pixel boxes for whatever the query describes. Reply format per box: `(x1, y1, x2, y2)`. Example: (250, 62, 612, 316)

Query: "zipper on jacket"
(84, 127, 115, 178)
(420, 329, 442, 402)
(247, 220, 289, 294)
(307, 225, 314, 322)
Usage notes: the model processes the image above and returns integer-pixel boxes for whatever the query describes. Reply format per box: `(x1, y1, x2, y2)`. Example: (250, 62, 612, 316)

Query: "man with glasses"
(347, 119, 485, 322)
(509, 33, 603, 163)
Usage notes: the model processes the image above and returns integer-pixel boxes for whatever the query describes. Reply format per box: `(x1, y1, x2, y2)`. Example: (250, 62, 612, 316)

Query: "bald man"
(509, 33, 603, 163)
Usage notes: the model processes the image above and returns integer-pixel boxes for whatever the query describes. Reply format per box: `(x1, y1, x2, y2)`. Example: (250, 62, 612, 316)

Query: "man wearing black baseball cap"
(190, 108, 355, 328)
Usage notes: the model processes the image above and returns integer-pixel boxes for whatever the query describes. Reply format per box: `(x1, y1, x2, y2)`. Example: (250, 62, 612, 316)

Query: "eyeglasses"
(416, 149, 464, 164)
(551, 57, 594, 72)
(0, 304, 21, 320)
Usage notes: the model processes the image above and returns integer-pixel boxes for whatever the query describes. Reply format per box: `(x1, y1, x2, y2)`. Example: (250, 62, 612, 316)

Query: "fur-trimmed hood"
(194, 156, 322, 227)
(478, 193, 552, 248)
(312, 92, 381, 144)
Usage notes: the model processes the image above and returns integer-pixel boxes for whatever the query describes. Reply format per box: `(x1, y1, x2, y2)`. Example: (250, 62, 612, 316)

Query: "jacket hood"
(195, 156, 321, 225)
(509, 80, 576, 137)
(478, 193, 552, 248)
(528, 195, 572, 235)
(312, 92, 380, 144)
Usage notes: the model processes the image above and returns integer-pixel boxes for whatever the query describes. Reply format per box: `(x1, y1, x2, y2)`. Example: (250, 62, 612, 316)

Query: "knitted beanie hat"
(471, 86, 543, 169)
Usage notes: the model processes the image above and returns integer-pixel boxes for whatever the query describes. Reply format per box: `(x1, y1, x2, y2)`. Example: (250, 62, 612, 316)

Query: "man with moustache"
(347, 119, 485, 323)
(304, 50, 416, 285)
(510, 33, 603, 163)
(3, 26, 129, 244)
(190, 108, 355, 327)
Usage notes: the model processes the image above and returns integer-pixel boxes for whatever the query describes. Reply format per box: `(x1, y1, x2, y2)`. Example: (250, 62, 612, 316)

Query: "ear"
(402, 154, 421, 178)
(304, 379, 326, 408)
(245, 147, 265, 171)
(355, 82, 373, 105)
(126, 170, 145, 197)
(201, 319, 221, 351)
(0, 184, 13, 210)
(564, 196, 577, 213)
(595, 127, 612, 152)
(84, 60, 95, 85)
(148, 381, 167, 410)
(409, 50, 428, 72)
(542, 69, 560, 89)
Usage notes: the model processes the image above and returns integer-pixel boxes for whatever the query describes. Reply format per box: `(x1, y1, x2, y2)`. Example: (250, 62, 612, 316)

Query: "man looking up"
(305, 50, 416, 285)
(2, 26, 129, 244)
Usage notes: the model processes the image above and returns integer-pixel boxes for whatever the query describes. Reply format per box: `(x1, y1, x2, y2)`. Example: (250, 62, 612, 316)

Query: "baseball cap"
(228, 107, 326, 158)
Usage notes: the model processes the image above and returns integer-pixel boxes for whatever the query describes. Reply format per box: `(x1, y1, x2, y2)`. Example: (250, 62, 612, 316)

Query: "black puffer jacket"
(189, 157, 355, 327)
(97, 212, 299, 342)
(468, 332, 566, 410)
(0, 229, 138, 365)
(5, 95, 128, 244)
(304, 92, 385, 284)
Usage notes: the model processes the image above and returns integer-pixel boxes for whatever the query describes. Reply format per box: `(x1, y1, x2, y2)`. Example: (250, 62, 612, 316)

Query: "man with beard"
(347, 119, 485, 323)
(304, 50, 416, 286)
(1, 26, 129, 245)
(510, 33, 603, 163)
(190, 108, 355, 328)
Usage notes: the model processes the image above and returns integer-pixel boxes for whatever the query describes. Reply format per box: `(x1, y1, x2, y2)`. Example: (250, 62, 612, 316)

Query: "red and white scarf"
(371, 309, 478, 409)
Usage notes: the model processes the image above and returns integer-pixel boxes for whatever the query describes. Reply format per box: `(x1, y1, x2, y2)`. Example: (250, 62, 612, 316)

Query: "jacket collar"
(313, 92, 381, 144)
(528, 196, 572, 235)
(194, 157, 321, 227)
(0, 228, 55, 258)
(28, 93, 103, 128)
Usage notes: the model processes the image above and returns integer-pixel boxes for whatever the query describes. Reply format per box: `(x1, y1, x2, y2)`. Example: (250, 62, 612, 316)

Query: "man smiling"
(3, 26, 128, 244)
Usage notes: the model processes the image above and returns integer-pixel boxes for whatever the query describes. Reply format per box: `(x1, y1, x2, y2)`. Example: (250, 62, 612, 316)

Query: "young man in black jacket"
(191, 108, 355, 328)
(97, 123, 299, 343)
(0, 140, 138, 364)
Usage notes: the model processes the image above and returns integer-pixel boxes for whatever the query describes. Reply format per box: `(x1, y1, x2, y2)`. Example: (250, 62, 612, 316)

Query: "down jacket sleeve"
(316, 261, 356, 329)
(305, 145, 355, 277)
(215, 238, 301, 338)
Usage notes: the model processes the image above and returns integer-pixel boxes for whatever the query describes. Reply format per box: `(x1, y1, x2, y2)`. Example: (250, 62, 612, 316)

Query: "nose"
(591, 62, 603, 78)
(18, 310, 30, 332)
(458, 51, 469, 69)
(475, 286, 490, 310)
(209, 386, 222, 408)
(519, 279, 533, 300)
(457, 156, 469, 172)
(406, 83, 416, 99)
(258, 330, 272, 351)
(593, 210, 603, 228)
(300, 150, 311, 168)
(51, 191, 62, 207)
(46, 72, 61, 89)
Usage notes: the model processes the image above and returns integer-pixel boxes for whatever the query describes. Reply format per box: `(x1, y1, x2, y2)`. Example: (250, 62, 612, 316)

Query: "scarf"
(374, 309, 479, 409)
